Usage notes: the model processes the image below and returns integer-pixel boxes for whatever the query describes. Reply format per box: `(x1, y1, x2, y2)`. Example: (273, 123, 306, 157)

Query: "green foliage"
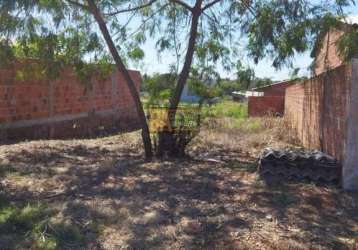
(1, 0, 354, 91)
(0, 1, 141, 83)
(218, 62, 272, 96)
(338, 25, 358, 61)
(254, 77, 273, 89)
(243, 1, 352, 68)
(0, 40, 14, 67)
(188, 79, 220, 101)
(188, 66, 220, 102)
(128, 46, 145, 61)
(143, 73, 176, 105)
(218, 79, 241, 96)
(235, 61, 255, 90)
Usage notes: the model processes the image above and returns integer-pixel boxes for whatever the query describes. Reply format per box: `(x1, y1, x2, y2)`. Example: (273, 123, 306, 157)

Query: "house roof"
(232, 91, 264, 97)
(251, 79, 297, 92)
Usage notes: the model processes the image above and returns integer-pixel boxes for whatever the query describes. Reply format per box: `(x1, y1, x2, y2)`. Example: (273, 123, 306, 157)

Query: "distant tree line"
(142, 61, 273, 102)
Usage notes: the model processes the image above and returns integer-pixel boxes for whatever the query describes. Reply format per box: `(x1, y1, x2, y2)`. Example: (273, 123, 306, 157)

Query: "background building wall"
(0, 61, 141, 141)
(248, 80, 297, 117)
(314, 28, 346, 76)
(248, 96, 285, 117)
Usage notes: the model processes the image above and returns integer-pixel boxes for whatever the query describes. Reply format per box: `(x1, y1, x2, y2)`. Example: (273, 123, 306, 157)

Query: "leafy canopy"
(0, 0, 355, 80)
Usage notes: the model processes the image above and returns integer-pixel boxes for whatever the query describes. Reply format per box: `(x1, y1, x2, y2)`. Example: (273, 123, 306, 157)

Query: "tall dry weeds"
(190, 116, 300, 157)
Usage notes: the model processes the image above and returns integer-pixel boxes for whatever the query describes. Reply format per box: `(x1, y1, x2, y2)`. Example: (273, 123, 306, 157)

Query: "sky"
(131, 4, 358, 82)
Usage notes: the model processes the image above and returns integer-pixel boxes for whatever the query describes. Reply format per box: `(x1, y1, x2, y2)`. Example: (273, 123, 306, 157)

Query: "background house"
(247, 80, 297, 117)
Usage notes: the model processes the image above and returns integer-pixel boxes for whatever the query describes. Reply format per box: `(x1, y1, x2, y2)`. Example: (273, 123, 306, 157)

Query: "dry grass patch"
(0, 118, 357, 249)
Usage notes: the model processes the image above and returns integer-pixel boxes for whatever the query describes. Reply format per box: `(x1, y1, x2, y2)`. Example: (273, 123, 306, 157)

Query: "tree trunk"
(152, 1, 202, 158)
(168, 3, 202, 118)
(87, 0, 153, 158)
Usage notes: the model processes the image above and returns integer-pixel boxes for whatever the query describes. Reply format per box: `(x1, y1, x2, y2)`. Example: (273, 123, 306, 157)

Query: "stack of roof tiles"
(259, 149, 341, 185)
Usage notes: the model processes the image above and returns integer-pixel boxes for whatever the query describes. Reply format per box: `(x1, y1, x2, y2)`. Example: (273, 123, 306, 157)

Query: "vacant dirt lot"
(0, 118, 357, 249)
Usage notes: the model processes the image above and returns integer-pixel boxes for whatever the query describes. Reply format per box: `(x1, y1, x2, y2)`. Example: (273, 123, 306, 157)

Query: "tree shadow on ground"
(1, 145, 357, 249)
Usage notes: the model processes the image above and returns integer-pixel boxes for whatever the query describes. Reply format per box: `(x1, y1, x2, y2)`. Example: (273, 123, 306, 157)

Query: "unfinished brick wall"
(248, 96, 285, 117)
(285, 64, 350, 162)
(0, 61, 141, 141)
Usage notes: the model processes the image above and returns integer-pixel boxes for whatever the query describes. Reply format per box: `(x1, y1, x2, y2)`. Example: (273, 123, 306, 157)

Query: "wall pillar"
(111, 69, 119, 114)
(48, 80, 55, 138)
(344, 58, 358, 190)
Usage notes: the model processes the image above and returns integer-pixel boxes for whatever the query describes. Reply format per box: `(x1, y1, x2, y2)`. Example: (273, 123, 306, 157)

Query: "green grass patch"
(0, 196, 86, 250)
(202, 101, 248, 119)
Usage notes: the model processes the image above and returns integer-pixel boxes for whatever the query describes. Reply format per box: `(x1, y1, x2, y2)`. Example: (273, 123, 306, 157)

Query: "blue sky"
(131, 4, 358, 81)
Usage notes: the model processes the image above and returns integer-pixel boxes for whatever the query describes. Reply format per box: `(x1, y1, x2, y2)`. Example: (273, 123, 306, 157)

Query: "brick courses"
(285, 64, 350, 162)
(0, 61, 141, 141)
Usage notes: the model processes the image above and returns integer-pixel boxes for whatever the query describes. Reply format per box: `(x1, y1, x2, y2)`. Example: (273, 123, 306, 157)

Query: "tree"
(235, 62, 255, 90)
(143, 73, 176, 105)
(188, 66, 220, 105)
(1, 0, 354, 158)
(138, 0, 354, 156)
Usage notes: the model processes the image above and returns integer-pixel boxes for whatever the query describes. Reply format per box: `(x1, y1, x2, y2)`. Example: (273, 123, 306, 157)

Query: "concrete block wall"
(0, 61, 141, 141)
(285, 62, 358, 189)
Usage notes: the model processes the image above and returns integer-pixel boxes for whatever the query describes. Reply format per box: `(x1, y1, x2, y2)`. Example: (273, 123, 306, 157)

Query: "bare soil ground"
(0, 118, 357, 249)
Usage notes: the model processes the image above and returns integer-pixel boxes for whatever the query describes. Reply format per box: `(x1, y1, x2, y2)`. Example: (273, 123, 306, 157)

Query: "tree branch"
(104, 0, 158, 16)
(66, 0, 89, 10)
(169, 0, 193, 12)
(125, 3, 169, 39)
(201, 0, 222, 12)
(241, 0, 256, 17)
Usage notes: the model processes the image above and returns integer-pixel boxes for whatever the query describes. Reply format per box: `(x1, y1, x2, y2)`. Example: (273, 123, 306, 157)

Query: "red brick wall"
(285, 64, 351, 162)
(248, 96, 285, 117)
(248, 80, 297, 117)
(0, 61, 141, 141)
